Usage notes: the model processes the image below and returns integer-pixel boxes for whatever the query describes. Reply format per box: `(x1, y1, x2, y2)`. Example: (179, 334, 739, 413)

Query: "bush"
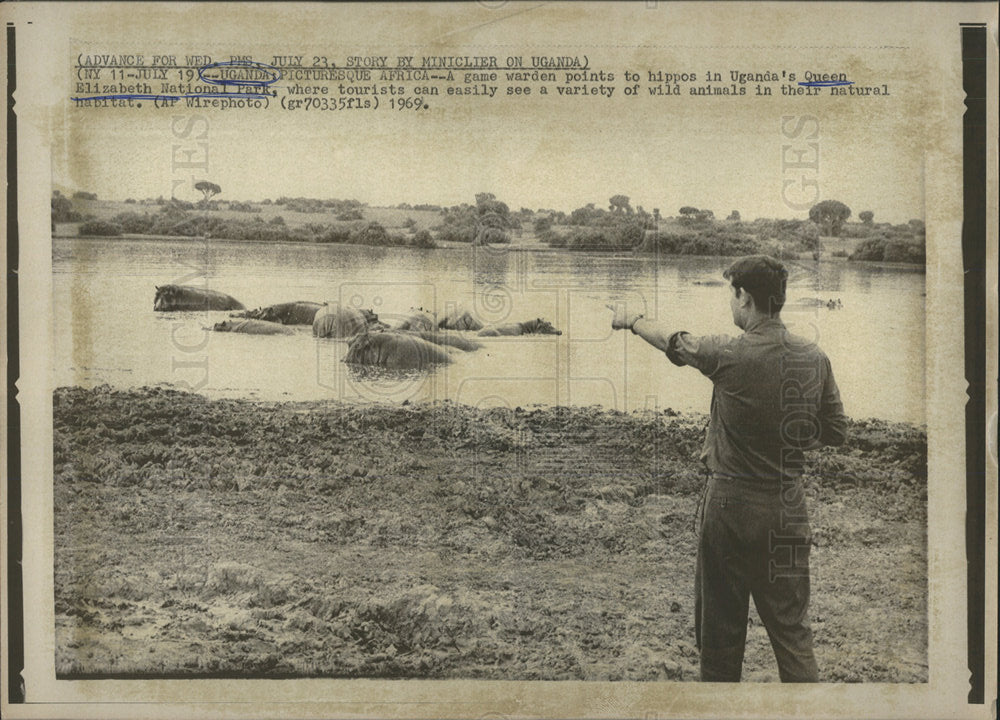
(317, 225, 354, 244)
(849, 237, 923, 264)
(337, 209, 363, 221)
(850, 238, 885, 261)
(883, 241, 925, 264)
(748, 218, 818, 245)
(475, 227, 511, 245)
(616, 222, 645, 248)
(229, 201, 261, 213)
(839, 222, 876, 239)
(109, 212, 155, 234)
(273, 196, 365, 215)
(541, 229, 566, 248)
(796, 222, 821, 251)
(352, 221, 391, 246)
(79, 219, 123, 237)
(565, 228, 611, 251)
(637, 229, 760, 256)
(72, 191, 98, 201)
(51, 194, 81, 223)
(533, 216, 553, 234)
(74, 206, 438, 249)
(434, 223, 477, 243)
(410, 229, 436, 248)
(569, 204, 605, 226)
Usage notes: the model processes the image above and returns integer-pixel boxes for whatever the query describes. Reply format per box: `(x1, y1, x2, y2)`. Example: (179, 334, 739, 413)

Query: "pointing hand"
(607, 304, 642, 331)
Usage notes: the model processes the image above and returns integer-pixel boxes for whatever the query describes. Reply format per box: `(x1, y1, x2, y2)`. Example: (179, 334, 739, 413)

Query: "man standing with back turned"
(611, 255, 848, 682)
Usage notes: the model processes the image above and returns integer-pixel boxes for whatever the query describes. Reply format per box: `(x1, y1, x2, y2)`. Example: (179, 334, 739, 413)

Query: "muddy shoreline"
(53, 385, 928, 681)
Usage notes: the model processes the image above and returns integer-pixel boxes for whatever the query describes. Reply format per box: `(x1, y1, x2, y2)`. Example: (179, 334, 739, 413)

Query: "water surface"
(53, 238, 925, 423)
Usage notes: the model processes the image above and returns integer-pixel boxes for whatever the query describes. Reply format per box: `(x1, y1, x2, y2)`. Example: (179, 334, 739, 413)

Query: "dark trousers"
(695, 475, 819, 682)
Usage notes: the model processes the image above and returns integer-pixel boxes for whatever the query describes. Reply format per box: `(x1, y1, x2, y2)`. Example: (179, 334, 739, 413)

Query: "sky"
(50, 2, 942, 225)
(54, 99, 926, 224)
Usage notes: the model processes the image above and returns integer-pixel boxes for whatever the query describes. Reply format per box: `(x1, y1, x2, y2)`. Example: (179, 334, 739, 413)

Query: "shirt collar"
(744, 315, 785, 334)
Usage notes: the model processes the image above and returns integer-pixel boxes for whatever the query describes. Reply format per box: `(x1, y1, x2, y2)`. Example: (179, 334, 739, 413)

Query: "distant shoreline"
(51, 233, 927, 271)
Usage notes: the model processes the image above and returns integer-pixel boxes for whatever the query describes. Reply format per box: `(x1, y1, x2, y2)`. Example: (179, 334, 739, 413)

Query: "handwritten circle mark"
(198, 60, 281, 88)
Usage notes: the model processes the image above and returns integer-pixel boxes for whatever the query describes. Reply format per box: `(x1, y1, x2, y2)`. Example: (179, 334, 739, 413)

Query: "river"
(52, 237, 926, 424)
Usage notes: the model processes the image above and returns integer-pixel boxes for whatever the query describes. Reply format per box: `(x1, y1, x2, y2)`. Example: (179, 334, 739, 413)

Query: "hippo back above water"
(212, 319, 294, 335)
(477, 318, 562, 337)
(154, 284, 244, 312)
(344, 331, 453, 369)
(233, 301, 325, 325)
(313, 305, 386, 338)
(402, 330, 483, 352)
(393, 308, 436, 332)
(438, 310, 483, 331)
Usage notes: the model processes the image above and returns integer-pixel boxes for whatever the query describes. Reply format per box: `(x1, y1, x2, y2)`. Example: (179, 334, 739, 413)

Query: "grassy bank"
(54, 386, 927, 681)
(53, 196, 926, 263)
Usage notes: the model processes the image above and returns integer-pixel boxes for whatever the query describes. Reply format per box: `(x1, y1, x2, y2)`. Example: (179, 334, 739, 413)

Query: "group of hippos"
(795, 297, 844, 310)
(153, 284, 562, 370)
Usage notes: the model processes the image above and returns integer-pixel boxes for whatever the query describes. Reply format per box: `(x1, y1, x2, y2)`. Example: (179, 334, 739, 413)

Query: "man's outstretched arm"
(609, 305, 724, 375)
(608, 305, 672, 352)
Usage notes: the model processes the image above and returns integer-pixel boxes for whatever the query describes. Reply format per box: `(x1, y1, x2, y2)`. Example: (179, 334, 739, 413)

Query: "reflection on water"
(52, 238, 926, 423)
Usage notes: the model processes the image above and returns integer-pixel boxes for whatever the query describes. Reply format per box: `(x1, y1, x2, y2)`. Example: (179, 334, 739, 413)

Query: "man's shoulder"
(732, 322, 830, 358)
(773, 327, 832, 362)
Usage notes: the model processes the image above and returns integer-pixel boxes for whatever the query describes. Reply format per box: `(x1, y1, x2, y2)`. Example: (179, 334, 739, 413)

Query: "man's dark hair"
(723, 255, 788, 316)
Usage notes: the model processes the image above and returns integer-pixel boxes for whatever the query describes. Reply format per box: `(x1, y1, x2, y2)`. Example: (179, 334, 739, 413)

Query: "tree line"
(54, 186, 925, 263)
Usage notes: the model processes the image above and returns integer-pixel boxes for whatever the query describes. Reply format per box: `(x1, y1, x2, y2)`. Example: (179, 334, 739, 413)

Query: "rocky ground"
(53, 385, 927, 682)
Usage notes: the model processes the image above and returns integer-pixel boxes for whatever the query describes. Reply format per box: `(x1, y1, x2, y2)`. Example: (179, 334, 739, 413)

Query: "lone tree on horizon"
(809, 199, 852, 236)
(859, 210, 874, 225)
(194, 181, 222, 206)
(609, 194, 633, 215)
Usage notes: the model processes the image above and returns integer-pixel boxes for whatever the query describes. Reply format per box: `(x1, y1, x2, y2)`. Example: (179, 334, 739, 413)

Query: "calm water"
(52, 238, 926, 423)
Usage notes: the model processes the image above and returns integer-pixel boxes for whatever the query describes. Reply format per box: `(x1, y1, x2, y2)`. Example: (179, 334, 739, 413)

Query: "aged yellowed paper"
(2, 1, 997, 718)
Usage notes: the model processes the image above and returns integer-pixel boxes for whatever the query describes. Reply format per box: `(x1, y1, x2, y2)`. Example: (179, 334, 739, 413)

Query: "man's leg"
(753, 525, 819, 682)
(696, 497, 752, 682)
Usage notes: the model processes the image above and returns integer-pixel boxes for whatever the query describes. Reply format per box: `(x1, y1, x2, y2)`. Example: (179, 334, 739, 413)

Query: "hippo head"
(255, 306, 279, 322)
(527, 317, 562, 335)
(344, 332, 382, 364)
(213, 320, 234, 332)
(153, 285, 173, 311)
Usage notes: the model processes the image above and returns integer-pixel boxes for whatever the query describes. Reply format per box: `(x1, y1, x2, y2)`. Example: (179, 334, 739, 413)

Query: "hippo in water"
(154, 284, 244, 312)
(795, 297, 842, 309)
(313, 305, 386, 338)
(392, 307, 436, 332)
(794, 297, 827, 308)
(402, 330, 483, 352)
(344, 331, 453, 369)
(232, 301, 325, 325)
(477, 318, 562, 337)
(212, 319, 294, 335)
(438, 309, 484, 331)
